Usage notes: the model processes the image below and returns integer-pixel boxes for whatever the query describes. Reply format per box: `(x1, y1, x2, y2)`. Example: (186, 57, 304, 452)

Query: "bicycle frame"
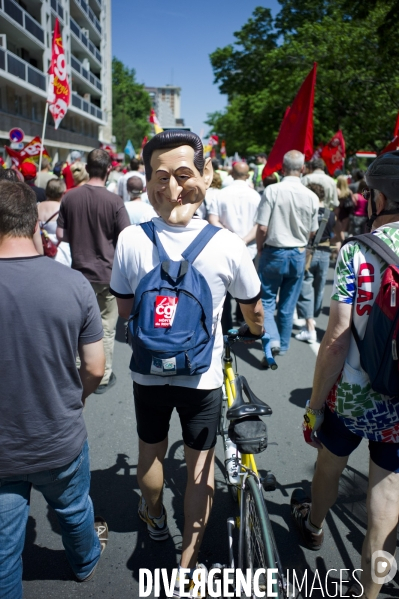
(221, 334, 287, 598)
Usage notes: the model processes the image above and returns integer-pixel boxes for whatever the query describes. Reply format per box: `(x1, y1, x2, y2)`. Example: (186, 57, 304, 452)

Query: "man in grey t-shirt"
(0, 181, 108, 596)
(255, 150, 319, 357)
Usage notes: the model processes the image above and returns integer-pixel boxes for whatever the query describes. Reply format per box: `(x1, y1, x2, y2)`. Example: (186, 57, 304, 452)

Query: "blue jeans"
(0, 441, 100, 598)
(259, 246, 306, 352)
(297, 249, 330, 319)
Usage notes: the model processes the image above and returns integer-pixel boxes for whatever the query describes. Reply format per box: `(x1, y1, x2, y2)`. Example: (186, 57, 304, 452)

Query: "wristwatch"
(305, 399, 324, 416)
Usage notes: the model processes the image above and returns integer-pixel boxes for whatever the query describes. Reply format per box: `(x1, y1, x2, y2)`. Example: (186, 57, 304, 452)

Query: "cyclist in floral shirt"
(291, 151, 399, 599)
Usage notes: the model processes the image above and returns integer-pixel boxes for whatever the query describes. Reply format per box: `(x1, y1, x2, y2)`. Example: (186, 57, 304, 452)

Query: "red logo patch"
(154, 296, 178, 328)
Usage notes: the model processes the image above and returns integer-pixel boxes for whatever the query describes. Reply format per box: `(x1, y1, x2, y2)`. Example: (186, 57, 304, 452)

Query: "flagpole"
(38, 102, 49, 174)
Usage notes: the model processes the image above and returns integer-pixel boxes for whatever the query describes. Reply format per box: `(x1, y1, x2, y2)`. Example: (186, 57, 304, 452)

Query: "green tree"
(112, 57, 151, 152)
(207, 1, 399, 157)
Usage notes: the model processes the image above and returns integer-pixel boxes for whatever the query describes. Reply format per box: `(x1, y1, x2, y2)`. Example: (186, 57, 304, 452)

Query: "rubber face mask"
(146, 145, 212, 226)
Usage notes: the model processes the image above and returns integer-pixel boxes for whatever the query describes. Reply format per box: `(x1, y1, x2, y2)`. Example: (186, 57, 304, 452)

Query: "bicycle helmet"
(365, 150, 399, 229)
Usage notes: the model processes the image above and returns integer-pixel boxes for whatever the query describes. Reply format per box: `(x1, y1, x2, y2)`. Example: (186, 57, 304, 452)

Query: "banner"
(320, 130, 346, 175)
(47, 18, 70, 129)
(149, 109, 163, 135)
(5, 137, 50, 166)
(263, 63, 317, 178)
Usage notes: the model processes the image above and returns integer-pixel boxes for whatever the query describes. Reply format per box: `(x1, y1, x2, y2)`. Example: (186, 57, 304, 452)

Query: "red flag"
(47, 18, 70, 129)
(380, 135, 399, 155)
(5, 137, 50, 166)
(393, 112, 399, 139)
(262, 64, 317, 178)
(320, 131, 346, 175)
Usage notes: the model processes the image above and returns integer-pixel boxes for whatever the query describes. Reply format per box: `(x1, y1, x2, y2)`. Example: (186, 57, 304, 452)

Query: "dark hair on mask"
(143, 130, 204, 180)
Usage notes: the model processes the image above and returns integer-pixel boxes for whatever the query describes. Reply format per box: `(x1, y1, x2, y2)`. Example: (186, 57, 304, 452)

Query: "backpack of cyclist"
(344, 232, 399, 397)
(127, 221, 220, 377)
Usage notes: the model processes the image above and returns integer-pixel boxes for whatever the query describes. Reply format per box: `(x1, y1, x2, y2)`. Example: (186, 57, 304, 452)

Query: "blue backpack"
(345, 233, 399, 397)
(128, 221, 220, 377)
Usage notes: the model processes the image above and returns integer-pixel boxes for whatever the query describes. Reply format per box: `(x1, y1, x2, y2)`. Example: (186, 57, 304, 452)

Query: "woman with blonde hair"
(71, 162, 89, 187)
(336, 174, 354, 242)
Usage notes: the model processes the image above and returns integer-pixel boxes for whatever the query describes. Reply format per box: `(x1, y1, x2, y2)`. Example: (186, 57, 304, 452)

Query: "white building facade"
(0, 0, 112, 161)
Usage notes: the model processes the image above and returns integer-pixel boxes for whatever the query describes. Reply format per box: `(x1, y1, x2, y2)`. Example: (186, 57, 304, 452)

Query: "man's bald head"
(282, 150, 305, 176)
(127, 175, 144, 198)
(232, 162, 249, 180)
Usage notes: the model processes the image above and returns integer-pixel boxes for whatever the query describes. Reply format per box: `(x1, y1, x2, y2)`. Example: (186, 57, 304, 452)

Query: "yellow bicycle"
(219, 329, 287, 598)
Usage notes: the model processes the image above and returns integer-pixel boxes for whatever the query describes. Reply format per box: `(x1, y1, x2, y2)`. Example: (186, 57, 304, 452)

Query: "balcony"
(73, 0, 101, 36)
(71, 92, 104, 122)
(90, 0, 102, 14)
(70, 17, 101, 65)
(0, 0, 44, 45)
(71, 53, 102, 93)
(0, 47, 46, 91)
(50, 0, 64, 21)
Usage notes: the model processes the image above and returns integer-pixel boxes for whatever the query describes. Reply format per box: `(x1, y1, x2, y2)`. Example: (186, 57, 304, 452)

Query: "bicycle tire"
(243, 476, 285, 598)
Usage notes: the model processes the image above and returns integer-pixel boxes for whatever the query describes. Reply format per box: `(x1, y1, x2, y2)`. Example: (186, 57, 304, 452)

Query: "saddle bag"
(228, 415, 268, 454)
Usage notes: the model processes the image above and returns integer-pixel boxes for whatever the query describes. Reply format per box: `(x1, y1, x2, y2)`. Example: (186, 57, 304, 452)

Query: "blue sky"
(112, 0, 281, 138)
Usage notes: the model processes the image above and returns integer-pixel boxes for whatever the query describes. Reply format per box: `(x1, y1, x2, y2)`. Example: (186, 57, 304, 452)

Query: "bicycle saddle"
(226, 375, 273, 420)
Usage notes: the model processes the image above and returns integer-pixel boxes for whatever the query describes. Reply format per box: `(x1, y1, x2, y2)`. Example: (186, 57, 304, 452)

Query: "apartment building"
(0, 0, 112, 162)
(145, 85, 185, 129)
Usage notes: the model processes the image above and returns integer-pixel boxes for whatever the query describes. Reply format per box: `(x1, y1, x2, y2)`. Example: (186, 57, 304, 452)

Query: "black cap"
(365, 150, 399, 200)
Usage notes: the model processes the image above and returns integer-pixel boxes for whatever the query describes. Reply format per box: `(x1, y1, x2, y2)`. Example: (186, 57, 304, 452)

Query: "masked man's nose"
(166, 177, 182, 199)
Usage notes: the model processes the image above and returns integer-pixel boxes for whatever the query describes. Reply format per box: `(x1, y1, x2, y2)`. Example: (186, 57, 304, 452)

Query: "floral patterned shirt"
(328, 223, 399, 442)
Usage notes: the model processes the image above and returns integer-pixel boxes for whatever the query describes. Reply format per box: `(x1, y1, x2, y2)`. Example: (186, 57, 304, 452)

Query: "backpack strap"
(181, 224, 220, 263)
(343, 233, 399, 265)
(140, 221, 170, 262)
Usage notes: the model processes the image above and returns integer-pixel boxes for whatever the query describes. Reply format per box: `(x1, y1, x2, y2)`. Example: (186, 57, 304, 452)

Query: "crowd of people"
(1, 132, 398, 599)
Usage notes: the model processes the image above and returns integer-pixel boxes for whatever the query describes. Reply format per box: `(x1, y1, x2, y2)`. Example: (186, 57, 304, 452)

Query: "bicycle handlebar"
(225, 329, 278, 370)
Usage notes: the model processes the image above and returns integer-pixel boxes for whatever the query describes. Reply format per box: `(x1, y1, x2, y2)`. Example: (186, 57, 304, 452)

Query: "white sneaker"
(295, 329, 317, 343)
(173, 564, 208, 598)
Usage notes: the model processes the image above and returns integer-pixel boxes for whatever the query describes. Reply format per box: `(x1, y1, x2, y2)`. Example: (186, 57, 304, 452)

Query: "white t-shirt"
(124, 200, 157, 225)
(196, 188, 221, 220)
(110, 217, 261, 389)
(117, 171, 146, 202)
(208, 180, 260, 259)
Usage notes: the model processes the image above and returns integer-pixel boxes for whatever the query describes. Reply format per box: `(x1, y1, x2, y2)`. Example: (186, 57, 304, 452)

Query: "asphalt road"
(22, 270, 399, 599)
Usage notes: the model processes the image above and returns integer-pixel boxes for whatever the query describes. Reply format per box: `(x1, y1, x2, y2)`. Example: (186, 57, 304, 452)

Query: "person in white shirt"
(256, 150, 319, 358)
(209, 162, 261, 328)
(301, 158, 339, 210)
(208, 162, 261, 260)
(124, 176, 157, 225)
(117, 157, 146, 203)
(110, 131, 263, 590)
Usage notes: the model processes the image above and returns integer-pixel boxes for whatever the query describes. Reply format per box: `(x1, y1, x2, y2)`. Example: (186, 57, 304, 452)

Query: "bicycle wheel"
(243, 476, 285, 598)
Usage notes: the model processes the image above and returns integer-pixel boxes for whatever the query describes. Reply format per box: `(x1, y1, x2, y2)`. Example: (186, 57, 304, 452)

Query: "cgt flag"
(321, 130, 346, 175)
(149, 109, 163, 135)
(263, 63, 317, 178)
(47, 18, 70, 129)
(5, 137, 50, 166)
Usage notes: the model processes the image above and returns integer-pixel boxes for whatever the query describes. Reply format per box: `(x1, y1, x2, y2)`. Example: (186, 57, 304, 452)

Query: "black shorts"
(317, 406, 399, 473)
(133, 382, 222, 451)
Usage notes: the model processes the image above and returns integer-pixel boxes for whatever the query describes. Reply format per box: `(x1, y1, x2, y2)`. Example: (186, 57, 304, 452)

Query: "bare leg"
(310, 444, 348, 528)
(137, 437, 168, 517)
(306, 317, 315, 332)
(180, 445, 215, 570)
(360, 459, 399, 599)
